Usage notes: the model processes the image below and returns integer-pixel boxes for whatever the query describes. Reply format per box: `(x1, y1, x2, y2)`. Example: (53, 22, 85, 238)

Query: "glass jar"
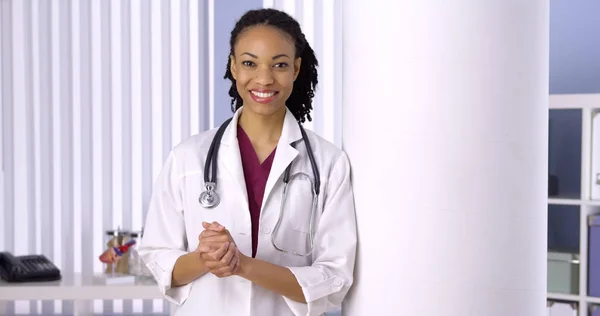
(127, 230, 153, 278)
(103, 228, 134, 276)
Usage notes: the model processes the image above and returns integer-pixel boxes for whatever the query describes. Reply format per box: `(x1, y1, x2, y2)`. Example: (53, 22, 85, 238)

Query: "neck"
(238, 107, 286, 144)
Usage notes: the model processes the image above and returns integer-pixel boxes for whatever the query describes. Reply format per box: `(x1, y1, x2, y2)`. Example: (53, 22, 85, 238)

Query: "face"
(230, 25, 302, 118)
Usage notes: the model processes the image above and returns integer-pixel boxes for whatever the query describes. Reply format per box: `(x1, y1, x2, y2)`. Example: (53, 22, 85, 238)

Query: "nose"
(255, 66, 274, 86)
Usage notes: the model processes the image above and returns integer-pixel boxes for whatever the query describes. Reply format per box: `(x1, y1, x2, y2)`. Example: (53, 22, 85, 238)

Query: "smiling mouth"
(249, 90, 279, 104)
(250, 90, 278, 98)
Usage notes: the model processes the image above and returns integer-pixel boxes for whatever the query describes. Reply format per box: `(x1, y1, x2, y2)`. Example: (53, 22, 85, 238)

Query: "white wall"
(342, 1, 548, 315)
(0, 0, 210, 314)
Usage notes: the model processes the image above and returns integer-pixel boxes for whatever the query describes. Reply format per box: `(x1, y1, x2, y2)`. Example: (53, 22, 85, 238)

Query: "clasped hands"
(195, 221, 245, 278)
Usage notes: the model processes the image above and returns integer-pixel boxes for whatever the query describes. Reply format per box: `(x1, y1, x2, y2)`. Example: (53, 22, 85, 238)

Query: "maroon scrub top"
(237, 125, 276, 258)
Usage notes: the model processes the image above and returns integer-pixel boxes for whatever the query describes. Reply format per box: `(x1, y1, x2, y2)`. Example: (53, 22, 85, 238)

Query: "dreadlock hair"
(224, 8, 319, 123)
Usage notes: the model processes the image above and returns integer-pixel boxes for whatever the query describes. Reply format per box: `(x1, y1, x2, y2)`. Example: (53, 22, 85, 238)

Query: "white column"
(342, 1, 548, 316)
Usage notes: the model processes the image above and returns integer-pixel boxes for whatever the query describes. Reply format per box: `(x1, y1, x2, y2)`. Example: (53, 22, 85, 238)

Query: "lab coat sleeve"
(284, 152, 358, 316)
(137, 150, 192, 305)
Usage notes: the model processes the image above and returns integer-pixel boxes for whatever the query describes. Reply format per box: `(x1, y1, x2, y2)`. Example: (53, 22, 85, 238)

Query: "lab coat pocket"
(283, 172, 317, 234)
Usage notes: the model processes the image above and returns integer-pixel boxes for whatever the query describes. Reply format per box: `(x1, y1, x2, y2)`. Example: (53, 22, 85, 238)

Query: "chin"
(244, 100, 286, 117)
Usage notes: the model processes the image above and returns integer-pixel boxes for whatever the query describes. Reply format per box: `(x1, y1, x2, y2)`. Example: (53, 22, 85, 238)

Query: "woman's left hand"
(197, 221, 242, 277)
(201, 241, 241, 278)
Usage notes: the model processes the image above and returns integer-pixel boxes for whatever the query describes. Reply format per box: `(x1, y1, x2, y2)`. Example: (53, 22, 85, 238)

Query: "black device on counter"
(0, 251, 61, 282)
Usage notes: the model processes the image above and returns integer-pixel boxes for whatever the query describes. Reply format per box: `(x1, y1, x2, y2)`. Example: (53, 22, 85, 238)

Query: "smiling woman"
(224, 9, 318, 124)
(138, 8, 357, 316)
(228, 20, 317, 162)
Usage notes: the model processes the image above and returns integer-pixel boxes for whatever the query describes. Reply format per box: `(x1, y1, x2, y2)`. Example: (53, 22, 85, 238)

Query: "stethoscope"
(199, 117, 321, 257)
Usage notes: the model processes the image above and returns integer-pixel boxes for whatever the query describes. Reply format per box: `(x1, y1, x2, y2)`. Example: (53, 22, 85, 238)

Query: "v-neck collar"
(217, 107, 301, 214)
(237, 124, 277, 168)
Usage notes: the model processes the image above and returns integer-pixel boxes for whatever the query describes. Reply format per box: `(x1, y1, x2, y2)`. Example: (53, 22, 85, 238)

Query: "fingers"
(221, 251, 241, 277)
(195, 243, 221, 255)
(195, 221, 239, 279)
(198, 230, 233, 252)
(204, 244, 240, 278)
(198, 223, 230, 247)
(195, 232, 234, 258)
(219, 242, 236, 267)
(204, 242, 230, 262)
(199, 229, 232, 241)
(210, 256, 238, 278)
(202, 222, 210, 230)
(229, 252, 239, 273)
(203, 243, 236, 269)
(199, 235, 232, 246)
(202, 221, 225, 232)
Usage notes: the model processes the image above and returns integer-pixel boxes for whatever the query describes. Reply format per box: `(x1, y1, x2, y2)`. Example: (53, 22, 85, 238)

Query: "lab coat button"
(262, 226, 271, 234)
(333, 279, 343, 287)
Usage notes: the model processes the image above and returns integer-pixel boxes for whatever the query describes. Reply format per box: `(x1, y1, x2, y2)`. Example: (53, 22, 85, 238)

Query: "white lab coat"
(138, 107, 357, 316)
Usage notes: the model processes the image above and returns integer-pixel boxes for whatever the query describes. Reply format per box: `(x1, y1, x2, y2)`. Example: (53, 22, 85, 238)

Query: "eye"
(241, 60, 255, 67)
(274, 63, 289, 68)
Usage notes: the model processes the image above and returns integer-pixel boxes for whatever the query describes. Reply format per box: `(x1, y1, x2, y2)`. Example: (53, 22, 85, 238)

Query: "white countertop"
(0, 274, 163, 301)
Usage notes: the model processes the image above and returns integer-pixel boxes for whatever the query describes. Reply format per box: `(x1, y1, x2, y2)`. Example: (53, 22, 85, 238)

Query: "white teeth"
(251, 91, 275, 98)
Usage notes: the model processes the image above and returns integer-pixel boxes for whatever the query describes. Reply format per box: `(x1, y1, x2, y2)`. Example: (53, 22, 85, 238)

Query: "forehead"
(234, 25, 296, 56)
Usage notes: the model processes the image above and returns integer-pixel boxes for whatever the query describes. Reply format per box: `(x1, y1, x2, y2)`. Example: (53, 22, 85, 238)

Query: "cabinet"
(547, 94, 600, 316)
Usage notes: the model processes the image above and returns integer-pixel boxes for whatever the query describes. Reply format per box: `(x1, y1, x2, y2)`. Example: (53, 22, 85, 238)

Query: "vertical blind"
(0, 0, 209, 314)
(1, 0, 341, 315)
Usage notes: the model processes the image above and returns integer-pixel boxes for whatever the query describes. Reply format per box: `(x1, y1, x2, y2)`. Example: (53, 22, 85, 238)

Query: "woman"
(138, 8, 357, 316)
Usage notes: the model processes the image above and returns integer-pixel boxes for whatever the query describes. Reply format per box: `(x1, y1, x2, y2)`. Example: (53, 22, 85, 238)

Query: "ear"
(229, 55, 237, 80)
(293, 57, 302, 81)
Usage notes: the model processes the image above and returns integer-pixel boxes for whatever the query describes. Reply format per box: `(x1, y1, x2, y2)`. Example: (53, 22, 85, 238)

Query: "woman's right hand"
(197, 222, 234, 249)
(195, 222, 240, 278)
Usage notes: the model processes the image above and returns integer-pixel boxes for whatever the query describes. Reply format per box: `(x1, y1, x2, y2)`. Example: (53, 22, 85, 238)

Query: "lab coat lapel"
(262, 110, 303, 209)
(218, 111, 249, 206)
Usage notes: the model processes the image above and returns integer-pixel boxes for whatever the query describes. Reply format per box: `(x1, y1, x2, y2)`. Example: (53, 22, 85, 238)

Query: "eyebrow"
(241, 52, 291, 60)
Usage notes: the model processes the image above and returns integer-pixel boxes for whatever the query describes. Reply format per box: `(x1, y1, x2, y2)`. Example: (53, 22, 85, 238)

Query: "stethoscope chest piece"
(199, 182, 220, 208)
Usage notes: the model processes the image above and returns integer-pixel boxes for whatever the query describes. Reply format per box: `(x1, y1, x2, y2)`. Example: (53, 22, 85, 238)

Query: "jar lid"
(105, 228, 133, 237)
